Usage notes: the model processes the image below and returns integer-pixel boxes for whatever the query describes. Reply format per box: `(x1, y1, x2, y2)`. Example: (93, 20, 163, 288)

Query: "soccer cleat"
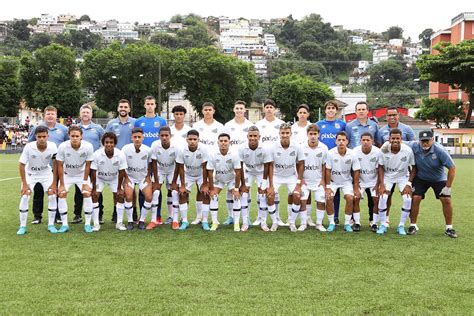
(84, 224, 93, 233)
(111, 214, 117, 224)
(127, 222, 134, 231)
(297, 224, 307, 232)
(48, 225, 59, 234)
(138, 221, 145, 230)
(146, 221, 159, 230)
(191, 217, 202, 225)
(261, 223, 270, 232)
(334, 218, 340, 226)
(58, 225, 69, 233)
(278, 219, 288, 227)
(165, 217, 173, 225)
(270, 223, 278, 232)
(306, 218, 316, 227)
(179, 221, 189, 231)
(327, 223, 336, 232)
(116, 223, 127, 231)
(99, 216, 104, 225)
(31, 217, 41, 224)
(316, 224, 327, 232)
(397, 225, 406, 236)
(241, 224, 249, 232)
(156, 217, 163, 225)
(289, 224, 297, 232)
(371, 224, 378, 233)
(72, 216, 82, 224)
(353, 224, 361, 232)
(252, 218, 262, 226)
(202, 222, 210, 231)
(223, 216, 234, 225)
(210, 223, 219, 231)
(408, 226, 418, 235)
(445, 228, 458, 238)
(172, 221, 179, 230)
(376, 225, 388, 235)
(344, 224, 353, 233)
(92, 224, 100, 232)
(233, 222, 240, 232)
(16, 226, 27, 235)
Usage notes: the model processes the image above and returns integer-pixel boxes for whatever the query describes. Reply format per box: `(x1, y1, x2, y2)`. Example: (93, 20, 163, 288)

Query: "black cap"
(419, 130, 433, 141)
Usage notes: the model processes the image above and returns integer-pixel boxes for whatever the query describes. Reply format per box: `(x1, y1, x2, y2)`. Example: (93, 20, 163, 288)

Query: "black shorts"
(413, 177, 447, 199)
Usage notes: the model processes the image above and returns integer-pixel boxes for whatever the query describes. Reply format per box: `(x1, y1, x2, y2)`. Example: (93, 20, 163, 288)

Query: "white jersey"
(19, 141, 58, 178)
(150, 140, 178, 175)
(378, 143, 415, 182)
(291, 122, 311, 146)
(176, 145, 208, 178)
(255, 117, 284, 148)
(224, 118, 253, 149)
(267, 142, 304, 181)
(238, 143, 270, 176)
(192, 119, 224, 150)
(56, 140, 94, 177)
(353, 145, 380, 187)
(207, 150, 241, 184)
(302, 142, 328, 185)
(326, 147, 361, 185)
(170, 124, 191, 150)
(121, 143, 152, 182)
(91, 148, 128, 182)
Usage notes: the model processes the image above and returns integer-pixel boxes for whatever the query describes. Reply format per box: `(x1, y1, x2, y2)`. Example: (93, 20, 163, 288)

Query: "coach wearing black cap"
(406, 130, 457, 238)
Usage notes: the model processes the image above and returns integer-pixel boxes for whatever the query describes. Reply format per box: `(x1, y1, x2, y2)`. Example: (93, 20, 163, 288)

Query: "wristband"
(326, 185, 331, 189)
(296, 179, 302, 185)
(261, 179, 268, 190)
(406, 181, 412, 187)
(83, 180, 89, 185)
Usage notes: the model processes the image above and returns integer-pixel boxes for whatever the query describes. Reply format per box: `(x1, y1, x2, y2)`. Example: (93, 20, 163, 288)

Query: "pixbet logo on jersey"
(144, 132, 160, 138)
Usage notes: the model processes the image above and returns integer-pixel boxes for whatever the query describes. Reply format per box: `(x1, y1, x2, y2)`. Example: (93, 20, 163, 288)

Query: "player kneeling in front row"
(17, 126, 58, 235)
(173, 129, 210, 231)
(300, 124, 328, 232)
(353, 132, 381, 232)
(265, 123, 305, 232)
(56, 126, 94, 233)
(377, 129, 416, 235)
(122, 128, 153, 231)
(207, 133, 242, 231)
(325, 131, 361, 233)
(90, 133, 128, 232)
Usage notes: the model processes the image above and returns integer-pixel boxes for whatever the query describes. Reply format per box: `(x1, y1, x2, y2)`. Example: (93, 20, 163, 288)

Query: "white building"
(373, 49, 390, 64)
(389, 38, 403, 47)
(163, 90, 198, 124)
(349, 35, 364, 45)
(57, 14, 76, 23)
(330, 85, 366, 116)
(39, 14, 56, 25)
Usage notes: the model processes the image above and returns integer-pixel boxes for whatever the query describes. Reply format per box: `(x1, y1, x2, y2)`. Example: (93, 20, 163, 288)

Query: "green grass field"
(0, 154, 473, 314)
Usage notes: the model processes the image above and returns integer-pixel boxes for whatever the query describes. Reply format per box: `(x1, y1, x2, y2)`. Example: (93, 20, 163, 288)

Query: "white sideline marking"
(0, 177, 20, 182)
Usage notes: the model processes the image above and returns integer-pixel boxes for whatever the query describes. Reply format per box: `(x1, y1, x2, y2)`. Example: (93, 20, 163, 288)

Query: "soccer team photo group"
(16, 97, 458, 238)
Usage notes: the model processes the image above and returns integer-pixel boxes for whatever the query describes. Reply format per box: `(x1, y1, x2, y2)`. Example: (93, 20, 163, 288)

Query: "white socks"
(116, 202, 125, 224)
(179, 203, 188, 223)
(19, 195, 29, 227)
(58, 198, 68, 226)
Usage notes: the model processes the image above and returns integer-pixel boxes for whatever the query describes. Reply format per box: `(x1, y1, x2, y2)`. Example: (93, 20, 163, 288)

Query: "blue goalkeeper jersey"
(316, 119, 346, 150)
(134, 114, 167, 147)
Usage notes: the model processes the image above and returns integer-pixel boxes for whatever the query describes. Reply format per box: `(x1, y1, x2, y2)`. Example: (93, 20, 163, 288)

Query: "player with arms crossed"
(300, 124, 328, 232)
(265, 123, 305, 232)
(325, 131, 361, 233)
(17, 126, 58, 235)
(122, 128, 153, 231)
(173, 129, 210, 231)
(376, 129, 416, 236)
(90, 133, 127, 232)
(56, 126, 94, 233)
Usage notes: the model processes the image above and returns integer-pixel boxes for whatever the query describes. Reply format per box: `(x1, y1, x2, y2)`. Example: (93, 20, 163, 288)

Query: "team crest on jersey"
(274, 125, 280, 129)
(66, 153, 71, 158)
(212, 128, 218, 133)
(216, 158, 220, 163)
(231, 127, 235, 131)
(128, 155, 133, 159)
(31, 154, 37, 159)
(141, 155, 148, 160)
(140, 123, 146, 127)
(401, 156, 407, 162)
(334, 159, 339, 163)
(358, 157, 362, 161)
(226, 159, 232, 164)
(370, 157, 377, 162)
(257, 152, 263, 158)
(154, 122, 161, 128)
(170, 152, 176, 157)
(129, 124, 133, 128)
(156, 151, 161, 155)
(244, 154, 250, 158)
(431, 154, 437, 160)
(322, 124, 326, 129)
(294, 131, 298, 135)
(276, 152, 281, 157)
(196, 154, 202, 159)
(261, 125, 266, 129)
(345, 159, 351, 164)
(243, 127, 249, 132)
(56, 129, 62, 134)
(113, 161, 119, 166)
(317, 152, 323, 158)
(290, 151, 296, 156)
(184, 154, 190, 159)
(304, 152, 309, 156)
(99, 160, 105, 165)
(335, 123, 340, 129)
(45, 154, 52, 160)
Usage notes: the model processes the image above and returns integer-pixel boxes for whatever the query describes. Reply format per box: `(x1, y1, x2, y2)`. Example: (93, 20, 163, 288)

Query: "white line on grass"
(0, 177, 20, 182)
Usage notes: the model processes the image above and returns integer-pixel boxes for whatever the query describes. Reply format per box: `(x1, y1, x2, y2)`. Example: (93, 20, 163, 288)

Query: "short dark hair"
(389, 128, 402, 137)
(35, 126, 49, 135)
(131, 127, 143, 134)
(248, 125, 259, 133)
(44, 105, 58, 113)
(355, 101, 368, 111)
(118, 99, 130, 105)
(218, 133, 230, 140)
(324, 100, 339, 110)
(360, 132, 373, 140)
(387, 106, 398, 112)
(235, 100, 246, 106)
(159, 126, 171, 134)
(263, 99, 276, 108)
(102, 132, 117, 145)
(202, 102, 215, 109)
(172, 105, 187, 114)
(297, 104, 310, 112)
(279, 122, 292, 130)
(187, 129, 199, 137)
(68, 125, 82, 135)
(336, 131, 348, 139)
(144, 96, 155, 102)
(307, 124, 320, 133)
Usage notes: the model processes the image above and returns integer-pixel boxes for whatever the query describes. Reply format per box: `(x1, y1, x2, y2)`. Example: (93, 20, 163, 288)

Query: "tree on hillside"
(271, 73, 334, 122)
(19, 44, 83, 116)
(419, 28, 434, 48)
(417, 39, 474, 125)
(383, 26, 404, 40)
(8, 19, 31, 41)
(0, 57, 21, 116)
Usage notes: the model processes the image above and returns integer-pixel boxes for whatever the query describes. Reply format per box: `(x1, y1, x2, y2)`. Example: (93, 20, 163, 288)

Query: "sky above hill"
(2, 0, 472, 41)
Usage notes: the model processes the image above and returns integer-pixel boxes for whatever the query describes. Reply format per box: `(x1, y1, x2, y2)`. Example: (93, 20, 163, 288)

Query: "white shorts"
(64, 175, 91, 193)
(185, 175, 203, 192)
(244, 173, 263, 188)
(214, 179, 236, 190)
(96, 178, 118, 193)
(273, 182, 297, 195)
(127, 177, 150, 191)
(360, 183, 377, 198)
(301, 183, 325, 203)
(26, 174, 53, 193)
(384, 177, 410, 193)
(329, 182, 354, 196)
